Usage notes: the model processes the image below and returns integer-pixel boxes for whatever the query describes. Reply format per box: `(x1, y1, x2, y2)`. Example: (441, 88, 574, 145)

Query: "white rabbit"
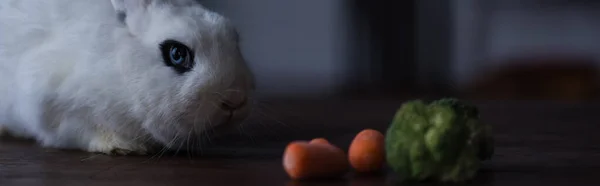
(0, 0, 255, 155)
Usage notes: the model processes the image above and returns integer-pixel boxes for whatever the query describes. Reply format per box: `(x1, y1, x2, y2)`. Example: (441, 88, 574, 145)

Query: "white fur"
(0, 0, 255, 155)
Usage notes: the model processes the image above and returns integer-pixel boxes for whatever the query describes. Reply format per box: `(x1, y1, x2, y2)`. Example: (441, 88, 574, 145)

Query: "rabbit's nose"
(218, 90, 247, 111)
(220, 97, 247, 111)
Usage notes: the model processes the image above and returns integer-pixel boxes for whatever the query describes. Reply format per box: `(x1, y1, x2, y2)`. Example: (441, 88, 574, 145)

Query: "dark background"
(199, 0, 600, 101)
(2, 1, 600, 185)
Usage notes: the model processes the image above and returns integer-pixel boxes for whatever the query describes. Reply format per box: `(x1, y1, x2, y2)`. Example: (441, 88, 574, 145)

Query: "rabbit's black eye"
(159, 40, 195, 74)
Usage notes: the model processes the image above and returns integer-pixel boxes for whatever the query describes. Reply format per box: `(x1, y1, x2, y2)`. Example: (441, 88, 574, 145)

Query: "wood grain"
(1, 99, 599, 186)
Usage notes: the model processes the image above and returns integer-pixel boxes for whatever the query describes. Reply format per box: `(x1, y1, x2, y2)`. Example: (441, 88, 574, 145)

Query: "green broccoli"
(385, 98, 494, 182)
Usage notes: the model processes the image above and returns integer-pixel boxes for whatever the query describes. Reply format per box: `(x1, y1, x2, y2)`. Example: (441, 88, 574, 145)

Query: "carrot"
(348, 129, 385, 173)
(283, 141, 349, 180)
(309, 138, 330, 145)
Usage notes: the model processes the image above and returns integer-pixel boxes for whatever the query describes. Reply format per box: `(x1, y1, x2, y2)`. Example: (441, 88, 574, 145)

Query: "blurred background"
(199, 0, 600, 101)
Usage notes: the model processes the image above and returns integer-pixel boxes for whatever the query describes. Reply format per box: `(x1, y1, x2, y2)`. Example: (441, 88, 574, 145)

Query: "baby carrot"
(283, 141, 349, 180)
(348, 129, 385, 173)
(309, 138, 330, 145)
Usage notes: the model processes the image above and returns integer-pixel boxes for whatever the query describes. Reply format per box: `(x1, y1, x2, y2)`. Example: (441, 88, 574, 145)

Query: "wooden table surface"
(1, 99, 599, 186)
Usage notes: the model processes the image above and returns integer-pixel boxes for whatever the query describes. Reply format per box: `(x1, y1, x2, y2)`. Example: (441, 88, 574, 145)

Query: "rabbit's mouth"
(143, 97, 252, 152)
(222, 103, 250, 125)
(207, 103, 252, 134)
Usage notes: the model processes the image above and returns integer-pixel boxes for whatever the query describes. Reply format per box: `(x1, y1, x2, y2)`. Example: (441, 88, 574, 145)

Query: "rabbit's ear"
(110, 0, 151, 14)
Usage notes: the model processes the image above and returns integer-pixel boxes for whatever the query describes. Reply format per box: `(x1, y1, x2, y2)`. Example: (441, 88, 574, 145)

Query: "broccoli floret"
(432, 98, 494, 160)
(385, 98, 494, 182)
(431, 98, 479, 119)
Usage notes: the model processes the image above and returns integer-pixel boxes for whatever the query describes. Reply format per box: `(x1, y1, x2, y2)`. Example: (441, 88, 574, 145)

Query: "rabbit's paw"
(87, 132, 149, 156)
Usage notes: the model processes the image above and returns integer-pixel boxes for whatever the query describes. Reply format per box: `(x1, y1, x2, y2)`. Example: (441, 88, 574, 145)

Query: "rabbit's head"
(110, 0, 254, 147)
